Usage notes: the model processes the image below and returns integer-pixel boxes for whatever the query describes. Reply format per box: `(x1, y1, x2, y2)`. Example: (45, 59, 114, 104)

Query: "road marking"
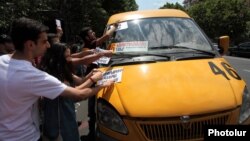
(243, 69, 250, 73)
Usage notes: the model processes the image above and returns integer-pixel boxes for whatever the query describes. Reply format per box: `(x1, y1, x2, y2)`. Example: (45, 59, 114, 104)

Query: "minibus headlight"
(97, 99, 128, 134)
(239, 87, 250, 124)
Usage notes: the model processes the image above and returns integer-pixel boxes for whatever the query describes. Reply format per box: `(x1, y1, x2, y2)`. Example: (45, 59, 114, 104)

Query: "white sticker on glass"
(114, 41, 148, 52)
(117, 22, 128, 31)
(94, 47, 111, 64)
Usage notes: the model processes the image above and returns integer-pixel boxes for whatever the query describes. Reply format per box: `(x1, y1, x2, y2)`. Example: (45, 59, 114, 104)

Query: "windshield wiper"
(108, 52, 170, 66)
(113, 52, 170, 58)
(150, 46, 217, 56)
(112, 52, 139, 57)
(109, 59, 156, 67)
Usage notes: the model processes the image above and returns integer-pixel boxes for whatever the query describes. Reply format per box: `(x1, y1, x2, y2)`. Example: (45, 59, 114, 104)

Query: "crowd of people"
(0, 17, 118, 141)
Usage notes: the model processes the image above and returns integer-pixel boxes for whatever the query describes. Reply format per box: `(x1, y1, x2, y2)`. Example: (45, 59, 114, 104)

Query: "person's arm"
(69, 49, 113, 66)
(70, 53, 104, 66)
(95, 22, 119, 46)
(72, 74, 86, 85)
(100, 50, 113, 57)
(55, 19, 63, 40)
(60, 80, 114, 101)
(76, 70, 103, 89)
(73, 69, 103, 86)
(71, 50, 94, 58)
(60, 86, 101, 101)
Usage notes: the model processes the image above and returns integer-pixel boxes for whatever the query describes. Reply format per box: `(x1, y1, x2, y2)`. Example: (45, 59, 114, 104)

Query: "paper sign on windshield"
(97, 68, 123, 85)
(110, 22, 128, 31)
(94, 47, 111, 64)
(117, 22, 128, 31)
(114, 41, 148, 53)
(97, 57, 110, 64)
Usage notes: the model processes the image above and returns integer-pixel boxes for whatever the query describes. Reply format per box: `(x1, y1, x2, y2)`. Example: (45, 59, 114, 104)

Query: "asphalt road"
(223, 55, 250, 91)
(75, 100, 89, 136)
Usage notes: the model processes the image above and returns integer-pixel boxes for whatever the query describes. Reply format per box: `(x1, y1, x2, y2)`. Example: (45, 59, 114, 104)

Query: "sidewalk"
(75, 100, 89, 138)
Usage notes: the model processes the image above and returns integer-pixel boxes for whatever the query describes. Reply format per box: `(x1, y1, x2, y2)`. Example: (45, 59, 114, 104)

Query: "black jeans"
(87, 95, 96, 141)
(85, 63, 99, 141)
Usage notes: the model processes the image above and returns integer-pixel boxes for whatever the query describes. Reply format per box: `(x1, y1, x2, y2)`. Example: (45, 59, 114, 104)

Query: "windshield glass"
(106, 18, 212, 53)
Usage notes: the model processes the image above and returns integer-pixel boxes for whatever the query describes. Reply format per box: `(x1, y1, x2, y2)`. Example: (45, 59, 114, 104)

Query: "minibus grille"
(136, 112, 230, 141)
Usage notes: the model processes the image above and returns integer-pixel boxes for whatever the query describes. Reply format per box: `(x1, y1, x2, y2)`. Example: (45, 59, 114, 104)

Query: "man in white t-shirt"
(0, 17, 113, 141)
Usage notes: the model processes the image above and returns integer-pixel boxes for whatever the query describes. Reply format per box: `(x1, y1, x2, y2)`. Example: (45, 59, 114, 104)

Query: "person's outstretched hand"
(90, 69, 103, 82)
(99, 79, 115, 88)
(103, 50, 113, 57)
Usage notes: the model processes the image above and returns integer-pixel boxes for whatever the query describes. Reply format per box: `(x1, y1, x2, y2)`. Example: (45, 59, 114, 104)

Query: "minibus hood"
(98, 58, 245, 117)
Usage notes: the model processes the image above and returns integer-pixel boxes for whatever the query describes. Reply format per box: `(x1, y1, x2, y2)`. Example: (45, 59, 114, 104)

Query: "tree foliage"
(160, 2, 185, 11)
(0, 0, 51, 33)
(0, 0, 138, 41)
(102, 0, 138, 17)
(188, 0, 250, 43)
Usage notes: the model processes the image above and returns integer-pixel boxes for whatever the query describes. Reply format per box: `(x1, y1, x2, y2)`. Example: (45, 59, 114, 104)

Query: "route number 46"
(208, 62, 241, 80)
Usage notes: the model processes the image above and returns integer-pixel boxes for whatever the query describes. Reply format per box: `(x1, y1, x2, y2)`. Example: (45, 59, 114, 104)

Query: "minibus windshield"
(107, 18, 212, 53)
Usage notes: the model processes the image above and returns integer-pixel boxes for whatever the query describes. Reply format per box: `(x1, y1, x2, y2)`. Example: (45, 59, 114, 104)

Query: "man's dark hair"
(10, 17, 49, 51)
(79, 27, 91, 41)
(0, 34, 12, 44)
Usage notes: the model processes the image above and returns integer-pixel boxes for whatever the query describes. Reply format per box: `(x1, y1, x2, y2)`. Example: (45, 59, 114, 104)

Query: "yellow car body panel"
(107, 9, 190, 25)
(98, 58, 245, 117)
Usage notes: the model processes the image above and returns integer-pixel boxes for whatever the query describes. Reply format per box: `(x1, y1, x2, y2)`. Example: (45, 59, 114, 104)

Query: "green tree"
(0, 0, 51, 33)
(82, 0, 109, 37)
(102, 0, 138, 17)
(246, 21, 250, 38)
(188, 0, 250, 44)
(0, 0, 138, 41)
(160, 2, 185, 11)
(0, 1, 14, 33)
(43, 0, 101, 41)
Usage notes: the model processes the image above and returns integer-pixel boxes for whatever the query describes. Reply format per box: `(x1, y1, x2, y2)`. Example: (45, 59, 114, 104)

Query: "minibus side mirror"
(218, 36, 229, 55)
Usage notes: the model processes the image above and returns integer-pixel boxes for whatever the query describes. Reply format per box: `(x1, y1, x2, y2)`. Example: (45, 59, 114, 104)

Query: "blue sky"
(135, 0, 184, 10)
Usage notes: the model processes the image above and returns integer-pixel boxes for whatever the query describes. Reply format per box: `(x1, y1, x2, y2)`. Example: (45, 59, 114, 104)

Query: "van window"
(108, 18, 212, 52)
